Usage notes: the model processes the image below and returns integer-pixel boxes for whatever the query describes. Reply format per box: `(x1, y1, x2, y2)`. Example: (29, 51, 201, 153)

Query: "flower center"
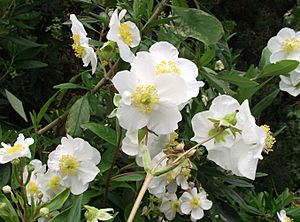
(191, 196, 201, 208)
(27, 181, 39, 196)
(49, 175, 61, 190)
(131, 84, 159, 113)
(59, 154, 80, 175)
(282, 38, 300, 53)
(72, 34, 85, 58)
(285, 216, 294, 222)
(261, 125, 276, 154)
(171, 200, 181, 211)
(182, 168, 191, 180)
(119, 23, 134, 46)
(6, 144, 24, 154)
(155, 60, 180, 75)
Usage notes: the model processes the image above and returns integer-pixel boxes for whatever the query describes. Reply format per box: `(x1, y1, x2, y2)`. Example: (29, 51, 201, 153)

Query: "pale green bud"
(27, 164, 35, 173)
(40, 207, 50, 217)
(2, 185, 11, 194)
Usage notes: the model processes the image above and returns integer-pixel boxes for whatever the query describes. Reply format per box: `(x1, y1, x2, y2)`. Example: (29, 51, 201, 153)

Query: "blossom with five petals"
(107, 9, 140, 63)
(277, 209, 294, 222)
(47, 135, 101, 195)
(70, 14, 97, 74)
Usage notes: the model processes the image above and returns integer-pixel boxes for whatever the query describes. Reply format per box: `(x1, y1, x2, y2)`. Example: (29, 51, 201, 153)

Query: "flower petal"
(149, 41, 179, 64)
(117, 40, 135, 63)
(124, 21, 140, 47)
(191, 207, 204, 220)
(112, 70, 138, 94)
(180, 202, 192, 215)
(176, 58, 198, 82)
(267, 37, 282, 53)
(131, 52, 156, 83)
(70, 14, 87, 36)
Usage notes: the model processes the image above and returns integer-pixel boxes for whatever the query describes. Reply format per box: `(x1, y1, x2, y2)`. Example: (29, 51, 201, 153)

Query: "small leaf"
(0, 193, 20, 222)
(15, 60, 48, 69)
(81, 122, 117, 146)
(0, 164, 11, 188)
(36, 92, 59, 124)
(5, 89, 27, 122)
(39, 189, 70, 214)
(53, 83, 89, 90)
(252, 89, 280, 116)
(173, 6, 224, 45)
(67, 194, 82, 222)
(66, 96, 90, 137)
(218, 71, 259, 88)
(112, 173, 145, 182)
(256, 60, 299, 79)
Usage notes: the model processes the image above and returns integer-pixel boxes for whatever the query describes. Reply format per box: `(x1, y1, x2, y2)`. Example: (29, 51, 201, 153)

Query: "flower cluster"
(267, 27, 300, 97)
(191, 95, 268, 180)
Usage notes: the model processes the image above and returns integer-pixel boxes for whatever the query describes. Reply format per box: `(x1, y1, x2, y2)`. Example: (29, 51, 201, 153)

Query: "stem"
(127, 173, 154, 222)
(141, 0, 170, 32)
(103, 127, 123, 205)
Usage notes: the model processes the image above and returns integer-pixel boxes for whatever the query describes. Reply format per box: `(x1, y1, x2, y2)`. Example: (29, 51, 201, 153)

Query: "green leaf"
(39, 189, 70, 214)
(252, 89, 280, 116)
(81, 122, 117, 146)
(15, 60, 48, 69)
(67, 194, 82, 222)
(256, 60, 299, 79)
(112, 173, 145, 182)
(199, 47, 216, 66)
(36, 92, 59, 124)
(5, 89, 27, 122)
(7, 36, 46, 48)
(66, 96, 90, 137)
(0, 164, 11, 188)
(53, 83, 89, 90)
(0, 193, 20, 222)
(173, 6, 224, 45)
(258, 47, 271, 69)
(49, 208, 70, 222)
(218, 71, 259, 88)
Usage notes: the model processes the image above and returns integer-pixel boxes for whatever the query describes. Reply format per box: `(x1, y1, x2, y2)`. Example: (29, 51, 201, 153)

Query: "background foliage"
(0, 0, 299, 221)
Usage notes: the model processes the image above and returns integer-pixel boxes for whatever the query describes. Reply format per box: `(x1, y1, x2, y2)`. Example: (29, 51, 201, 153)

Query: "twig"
(141, 0, 170, 32)
(103, 127, 123, 205)
(127, 173, 154, 222)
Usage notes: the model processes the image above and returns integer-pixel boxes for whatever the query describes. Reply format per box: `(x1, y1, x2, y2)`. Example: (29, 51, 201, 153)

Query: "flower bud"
(11, 158, 20, 165)
(214, 60, 224, 71)
(40, 208, 50, 217)
(27, 164, 35, 173)
(2, 185, 11, 194)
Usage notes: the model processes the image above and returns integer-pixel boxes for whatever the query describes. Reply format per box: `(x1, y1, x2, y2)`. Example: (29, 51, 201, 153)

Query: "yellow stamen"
(119, 23, 134, 46)
(182, 168, 191, 180)
(131, 84, 159, 113)
(261, 125, 276, 154)
(6, 144, 24, 154)
(282, 38, 300, 53)
(72, 34, 85, 58)
(59, 154, 80, 175)
(27, 181, 39, 196)
(171, 200, 181, 211)
(49, 175, 61, 190)
(156, 60, 180, 75)
(285, 216, 294, 222)
(191, 196, 201, 208)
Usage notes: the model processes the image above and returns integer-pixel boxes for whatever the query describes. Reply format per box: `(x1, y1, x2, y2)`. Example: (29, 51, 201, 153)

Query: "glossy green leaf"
(252, 89, 280, 116)
(53, 83, 89, 90)
(112, 173, 145, 182)
(39, 189, 70, 215)
(218, 71, 259, 88)
(0, 193, 20, 222)
(256, 60, 299, 79)
(66, 96, 90, 137)
(5, 89, 27, 122)
(81, 122, 117, 146)
(67, 194, 82, 222)
(0, 164, 11, 188)
(173, 6, 224, 45)
(36, 92, 58, 124)
(15, 60, 48, 69)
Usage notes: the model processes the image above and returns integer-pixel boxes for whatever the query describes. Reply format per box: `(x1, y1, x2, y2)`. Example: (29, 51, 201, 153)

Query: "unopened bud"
(37, 191, 43, 199)
(27, 164, 35, 173)
(2, 185, 11, 194)
(11, 158, 20, 165)
(214, 60, 224, 71)
(40, 208, 50, 217)
(0, 202, 7, 209)
(186, 149, 197, 158)
(175, 142, 185, 152)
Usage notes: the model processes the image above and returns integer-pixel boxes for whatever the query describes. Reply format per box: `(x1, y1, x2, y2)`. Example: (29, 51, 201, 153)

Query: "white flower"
(112, 57, 188, 134)
(121, 131, 170, 167)
(145, 41, 204, 103)
(107, 9, 140, 63)
(39, 169, 65, 201)
(23, 159, 46, 204)
(180, 187, 212, 221)
(160, 193, 182, 221)
(47, 135, 101, 195)
(70, 14, 97, 74)
(277, 210, 294, 222)
(191, 95, 266, 180)
(279, 70, 300, 97)
(267, 27, 300, 64)
(0, 134, 33, 164)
